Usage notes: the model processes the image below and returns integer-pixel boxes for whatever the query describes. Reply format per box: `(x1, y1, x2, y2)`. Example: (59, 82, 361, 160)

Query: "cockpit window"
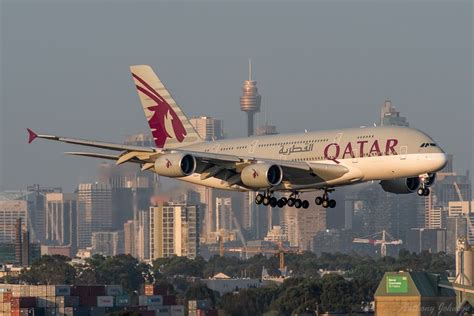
(420, 143, 437, 148)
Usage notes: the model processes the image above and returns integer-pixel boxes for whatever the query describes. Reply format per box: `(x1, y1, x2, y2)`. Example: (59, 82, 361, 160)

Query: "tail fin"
(130, 65, 202, 149)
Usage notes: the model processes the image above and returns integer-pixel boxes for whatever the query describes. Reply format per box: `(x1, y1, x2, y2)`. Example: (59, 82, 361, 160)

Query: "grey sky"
(1, 0, 472, 191)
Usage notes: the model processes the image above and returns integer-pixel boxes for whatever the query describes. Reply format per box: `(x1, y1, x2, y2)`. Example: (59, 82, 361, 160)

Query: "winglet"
(27, 128, 38, 144)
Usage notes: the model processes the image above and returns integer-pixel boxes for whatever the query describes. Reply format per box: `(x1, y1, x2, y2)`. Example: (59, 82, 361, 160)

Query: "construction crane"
(353, 230, 403, 257)
(227, 242, 299, 272)
(453, 181, 464, 202)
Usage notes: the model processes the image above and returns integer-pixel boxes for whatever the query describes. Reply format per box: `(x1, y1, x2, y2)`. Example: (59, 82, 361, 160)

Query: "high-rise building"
(446, 216, 468, 254)
(189, 116, 225, 141)
(424, 207, 446, 229)
(195, 186, 215, 243)
(356, 184, 419, 244)
(405, 228, 446, 253)
(0, 200, 27, 244)
(379, 100, 409, 127)
(448, 201, 474, 244)
(91, 231, 121, 256)
(215, 197, 233, 231)
(312, 229, 354, 255)
(255, 124, 278, 136)
(123, 220, 134, 255)
(25, 185, 62, 243)
(134, 209, 150, 260)
(150, 203, 199, 260)
(98, 162, 155, 231)
(434, 173, 472, 207)
(281, 192, 326, 250)
(77, 183, 112, 249)
(45, 193, 77, 253)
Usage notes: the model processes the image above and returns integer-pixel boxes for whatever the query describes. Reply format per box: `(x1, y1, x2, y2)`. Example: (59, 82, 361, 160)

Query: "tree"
(185, 283, 218, 306)
(320, 274, 356, 313)
(152, 256, 205, 278)
(77, 254, 148, 293)
(19, 255, 76, 285)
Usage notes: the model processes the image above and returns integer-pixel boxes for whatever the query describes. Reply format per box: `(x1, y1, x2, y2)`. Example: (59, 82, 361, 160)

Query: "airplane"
(27, 65, 448, 210)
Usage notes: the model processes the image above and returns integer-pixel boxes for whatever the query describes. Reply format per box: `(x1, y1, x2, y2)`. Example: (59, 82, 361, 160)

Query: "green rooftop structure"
(375, 271, 456, 316)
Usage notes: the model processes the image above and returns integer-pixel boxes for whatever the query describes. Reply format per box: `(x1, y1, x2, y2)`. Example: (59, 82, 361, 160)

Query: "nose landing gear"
(417, 176, 431, 196)
(315, 189, 336, 208)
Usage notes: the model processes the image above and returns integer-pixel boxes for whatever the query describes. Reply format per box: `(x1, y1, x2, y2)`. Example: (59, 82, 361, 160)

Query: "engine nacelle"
(241, 163, 283, 189)
(380, 177, 421, 194)
(154, 153, 196, 177)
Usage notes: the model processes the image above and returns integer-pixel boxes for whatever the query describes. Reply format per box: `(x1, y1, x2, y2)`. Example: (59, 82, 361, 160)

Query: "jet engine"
(154, 153, 196, 177)
(241, 163, 283, 189)
(380, 177, 420, 194)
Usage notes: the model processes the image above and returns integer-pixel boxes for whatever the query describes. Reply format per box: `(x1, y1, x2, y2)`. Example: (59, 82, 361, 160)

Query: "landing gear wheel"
(329, 199, 337, 208)
(302, 200, 310, 209)
(255, 194, 264, 205)
(294, 199, 302, 209)
(423, 188, 430, 196)
(315, 196, 323, 206)
(277, 199, 286, 208)
(263, 196, 270, 206)
(287, 198, 296, 207)
(417, 188, 425, 196)
(280, 197, 288, 205)
(322, 200, 329, 208)
(270, 197, 278, 208)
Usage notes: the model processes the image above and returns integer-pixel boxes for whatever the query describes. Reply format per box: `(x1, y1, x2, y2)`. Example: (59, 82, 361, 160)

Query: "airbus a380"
(27, 65, 447, 209)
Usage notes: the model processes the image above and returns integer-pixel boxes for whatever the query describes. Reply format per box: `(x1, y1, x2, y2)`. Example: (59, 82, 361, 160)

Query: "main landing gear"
(255, 191, 310, 209)
(314, 189, 336, 208)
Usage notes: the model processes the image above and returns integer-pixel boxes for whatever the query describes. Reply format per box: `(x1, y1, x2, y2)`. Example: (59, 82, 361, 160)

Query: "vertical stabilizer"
(130, 65, 202, 149)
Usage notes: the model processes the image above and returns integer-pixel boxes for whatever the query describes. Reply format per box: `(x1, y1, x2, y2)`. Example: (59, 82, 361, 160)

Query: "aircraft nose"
(436, 153, 448, 171)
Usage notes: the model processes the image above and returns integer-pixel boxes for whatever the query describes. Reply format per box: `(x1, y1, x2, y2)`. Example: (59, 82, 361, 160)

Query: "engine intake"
(154, 153, 196, 177)
(380, 177, 420, 194)
(241, 163, 283, 189)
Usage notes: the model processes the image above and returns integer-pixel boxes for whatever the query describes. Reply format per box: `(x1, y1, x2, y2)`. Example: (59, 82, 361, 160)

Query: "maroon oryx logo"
(165, 159, 172, 169)
(252, 169, 259, 179)
(132, 73, 187, 148)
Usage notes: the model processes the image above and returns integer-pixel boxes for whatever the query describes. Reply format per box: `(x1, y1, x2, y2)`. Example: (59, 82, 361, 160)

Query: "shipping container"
(11, 309, 20, 316)
(139, 295, 163, 306)
(54, 296, 79, 308)
(170, 305, 185, 316)
(104, 285, 122, 296)
(61, 307, 88, 316)
(114, 295, 130, 307)
(96, 296, 113, 308)
(78, 296, 96, 308)
(29, 286, 47, 297)
(2, 292, 12, 303)
(18, 307, 46, 316)
(89, 307, 105, 316)
(11, 297, 36, 309)
(162, 295, 176, 306)
(46, 286, 70, 297)
(144, 284, 168, 296)
(44, 307, 57, 316)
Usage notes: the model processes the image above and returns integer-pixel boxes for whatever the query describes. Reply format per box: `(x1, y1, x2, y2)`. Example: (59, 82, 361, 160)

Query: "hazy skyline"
(1, 1, 472, 191)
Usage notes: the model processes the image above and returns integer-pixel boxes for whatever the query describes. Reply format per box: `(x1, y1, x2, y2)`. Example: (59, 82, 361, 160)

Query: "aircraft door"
(248, 140, 258, 155)
(400, 146, 407, 160)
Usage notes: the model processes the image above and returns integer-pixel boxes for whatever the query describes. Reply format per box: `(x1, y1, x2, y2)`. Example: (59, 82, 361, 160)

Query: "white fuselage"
(163, 126, 447, 192)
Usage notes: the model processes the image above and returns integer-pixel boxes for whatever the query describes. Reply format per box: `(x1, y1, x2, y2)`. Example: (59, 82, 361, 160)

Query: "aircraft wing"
(29, 129, 349, 188)
(27, 129, 156, 153)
